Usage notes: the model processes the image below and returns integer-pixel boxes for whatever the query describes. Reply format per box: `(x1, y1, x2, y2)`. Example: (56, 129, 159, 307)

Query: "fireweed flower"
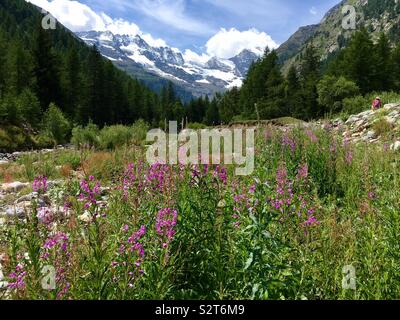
(7, 263, 26, 290)
(156, 208, 178, 248)
(213, 166, 228, 185)
(269, 162, 320, 231)
(78, 177, 107, 220)
(306, 129, 318, 143)
(282, 132, 296, 153)
(297, 164, 309, 181)
(345, 150, 353, 165)
(368, 191, 376, 200)
(37, 207, 55, 226)
(33, 176, 47, 194)
(146, 163, 171, 191)
(113, 225, 147, 288)
(40, 232, 71, 299)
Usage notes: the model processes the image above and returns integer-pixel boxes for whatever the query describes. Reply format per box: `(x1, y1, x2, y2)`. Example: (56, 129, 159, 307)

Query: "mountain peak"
(76, 30, 260, 97)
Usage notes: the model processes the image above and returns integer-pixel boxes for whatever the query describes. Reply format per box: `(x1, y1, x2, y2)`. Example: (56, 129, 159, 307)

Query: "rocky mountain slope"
(278, 0, 400, 72)
(77, 31, 260, 98)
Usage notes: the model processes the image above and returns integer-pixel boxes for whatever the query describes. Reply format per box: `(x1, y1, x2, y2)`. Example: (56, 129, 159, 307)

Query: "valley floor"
(1, 109, 400, 300)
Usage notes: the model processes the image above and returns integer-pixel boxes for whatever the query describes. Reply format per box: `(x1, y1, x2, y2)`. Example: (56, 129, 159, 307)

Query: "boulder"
(1, 182, 29, 193)
(5, 206, 26, 218)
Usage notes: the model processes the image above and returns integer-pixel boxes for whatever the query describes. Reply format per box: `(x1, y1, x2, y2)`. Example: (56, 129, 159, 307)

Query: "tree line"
(215, 28, 400, 123)
(2, 0, 400, 137)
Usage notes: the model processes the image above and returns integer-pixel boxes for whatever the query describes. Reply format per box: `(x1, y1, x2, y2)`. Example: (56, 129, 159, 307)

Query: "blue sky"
(79, 0, 340, 49)
(28, 0, 340, 58)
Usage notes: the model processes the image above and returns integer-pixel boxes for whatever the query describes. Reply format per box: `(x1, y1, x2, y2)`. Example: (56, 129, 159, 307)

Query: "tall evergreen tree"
(62, 46, 81, 119)
(31, 24, 60, 109)
(286, 65, 302, 117)
(340, 28, 376, 94)
(299, 44, 321, 120)
(375, 33, 392, 91)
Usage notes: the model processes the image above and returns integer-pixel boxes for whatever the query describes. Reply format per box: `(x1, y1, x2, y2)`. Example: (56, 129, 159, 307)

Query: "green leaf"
(244, 252, 254, 270)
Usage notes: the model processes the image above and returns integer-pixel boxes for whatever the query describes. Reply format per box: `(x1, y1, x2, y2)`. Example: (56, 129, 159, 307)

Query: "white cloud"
(141, 34, 167, 48)
(310, 7, 318, 16)
(106, 0, 215, 35)
(27, 0, 107, 31)
(183, 49, 210, 65)
(26, 0, 167, 47)
(205, 28, 278, 59)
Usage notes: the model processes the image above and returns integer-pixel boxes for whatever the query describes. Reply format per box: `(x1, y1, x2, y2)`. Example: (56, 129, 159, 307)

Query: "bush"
(71, 122, 150, 150)
(0, 125, 35, 152)
(35, 133, 56, 149)
(98, 125, 133, 150)
(317, 76, 360, 114)
(71, 122, 100, 148)
(342, 95, 369, 115)
(372, 117, 393, 138)
(131, 119, 150, 146)
(42, 103, 71, 145)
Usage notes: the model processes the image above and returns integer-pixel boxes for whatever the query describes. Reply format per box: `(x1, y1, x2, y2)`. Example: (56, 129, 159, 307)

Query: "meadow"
(0, 123, 399, 300)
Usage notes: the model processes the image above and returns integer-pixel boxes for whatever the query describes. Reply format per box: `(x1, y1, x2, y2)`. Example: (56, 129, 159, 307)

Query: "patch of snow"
(196, 79, 211, 84)
(226, 78, 243, 88)
(204, 69, 236, 82)
(101, 55, 117, 61)
(126, 51, 155, 66)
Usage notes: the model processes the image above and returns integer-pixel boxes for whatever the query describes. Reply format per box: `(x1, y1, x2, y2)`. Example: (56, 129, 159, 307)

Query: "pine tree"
(6, 39, 35, 96)
(341, 28, 376, 94)
(286, 65, 302, 117)
(375, 33, 392, 91)
(299, 44, 321, 120)
(31, 24, 61, 109)
(62, 46, 81, 118)
(392, 43, 400, 91)
(0, 30, 7, 97)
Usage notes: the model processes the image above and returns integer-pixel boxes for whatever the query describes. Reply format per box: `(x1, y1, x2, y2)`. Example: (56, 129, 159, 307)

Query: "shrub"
(131, 119, 150, 146)
(317, 76, 360, 113)
(342, 95, 369, 115)
(71, 122, 100, 148)
(42, 103, 71, 145)
(98, 125, 133, 150)
(372, 117, 393, 138)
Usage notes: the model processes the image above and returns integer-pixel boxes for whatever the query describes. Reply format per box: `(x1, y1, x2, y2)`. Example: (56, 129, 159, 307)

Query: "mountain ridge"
(277, 0, 400, 72)
(76, 30, 261, 98)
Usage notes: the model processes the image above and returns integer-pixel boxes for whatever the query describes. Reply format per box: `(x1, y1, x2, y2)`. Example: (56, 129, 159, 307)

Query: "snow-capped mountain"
(76, 31, 260, 97)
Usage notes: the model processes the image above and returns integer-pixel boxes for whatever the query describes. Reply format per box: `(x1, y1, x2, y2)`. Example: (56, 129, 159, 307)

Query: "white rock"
(0, 160, 8, 166)
(5, 206, 26, 218)
(1, 182, 29, 193)
(345, 115, 360, 125)
(390, 141, 400, 152)
(384, 103, 400, 110)
(385, 116, 397, 125)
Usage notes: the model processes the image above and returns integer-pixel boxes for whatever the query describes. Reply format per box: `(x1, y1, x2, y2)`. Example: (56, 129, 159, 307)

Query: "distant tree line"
(215, 28, 400, 123)
(2, 0, 400, 137)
